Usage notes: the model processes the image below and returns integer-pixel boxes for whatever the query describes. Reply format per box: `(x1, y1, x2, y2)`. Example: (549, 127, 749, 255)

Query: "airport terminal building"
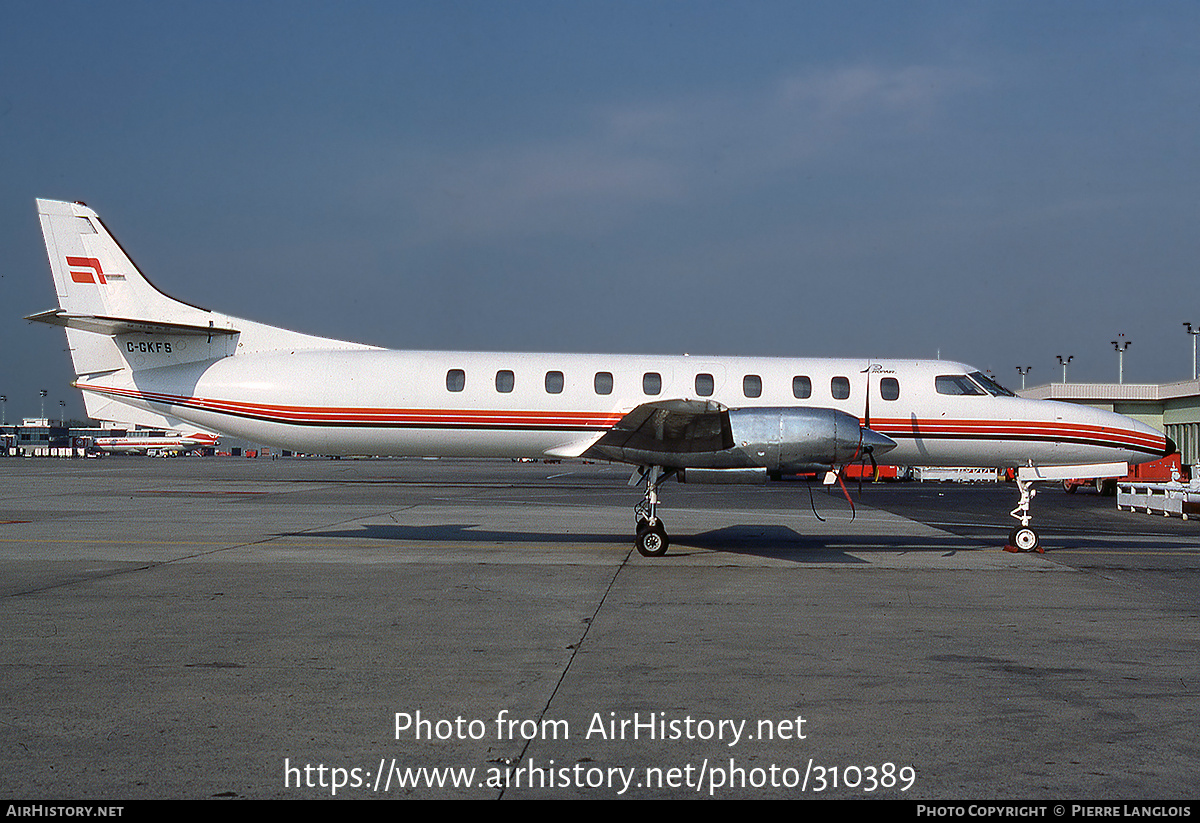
(1019, 380, 1200, 472)
(0, 418, 110, 457)
(0, 419, 229, 458)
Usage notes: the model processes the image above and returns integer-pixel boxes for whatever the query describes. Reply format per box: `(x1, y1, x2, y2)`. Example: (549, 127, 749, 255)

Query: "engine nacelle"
(583, 401, 895, 472)
(726, 407, 893, 473)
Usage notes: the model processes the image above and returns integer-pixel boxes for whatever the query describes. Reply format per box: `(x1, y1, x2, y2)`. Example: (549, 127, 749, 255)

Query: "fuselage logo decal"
(67, 256, 107, 285)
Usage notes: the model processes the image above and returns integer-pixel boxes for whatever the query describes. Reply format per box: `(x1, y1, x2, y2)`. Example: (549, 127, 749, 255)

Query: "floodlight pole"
(1016, 366, 1032, 390)
(1056, 355, 1073, 384)
(1111, 336, 1131, 384)
(1185, 323, 1200, 380)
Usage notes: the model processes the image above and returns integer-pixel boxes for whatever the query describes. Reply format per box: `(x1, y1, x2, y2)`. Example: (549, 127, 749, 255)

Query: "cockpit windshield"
(968, 371, 1017, 397)
(935, 374, 986, 396)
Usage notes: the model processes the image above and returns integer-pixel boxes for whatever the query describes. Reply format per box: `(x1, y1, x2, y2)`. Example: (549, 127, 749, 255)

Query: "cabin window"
(743, 374, 762, 398)
(495, 370, 514, 393)
(545, 371, 564, 394)
(594, 372, 613, 395)
(936, 374, 985, 396)
(880, 377, 899, 401)
(793, 376, 812, 399)
(446, 369, 465, 392)
(695, 373, 714, 397)
(831, 376, 850, 400)
(643, 372, 662, 395)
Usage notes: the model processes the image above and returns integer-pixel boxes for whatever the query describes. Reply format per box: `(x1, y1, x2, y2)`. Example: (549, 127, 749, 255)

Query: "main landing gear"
(1006, 476, 1043, 553)
(633, 465, 676, 557)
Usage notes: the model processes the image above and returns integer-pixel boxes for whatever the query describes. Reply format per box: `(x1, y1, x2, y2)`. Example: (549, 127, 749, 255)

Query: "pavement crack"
(494, 545, 634, 799)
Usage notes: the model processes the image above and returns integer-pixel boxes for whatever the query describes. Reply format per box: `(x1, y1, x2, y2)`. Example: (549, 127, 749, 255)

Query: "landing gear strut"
(1006, 476, 1043, 553)
(633, 465, 675, 557)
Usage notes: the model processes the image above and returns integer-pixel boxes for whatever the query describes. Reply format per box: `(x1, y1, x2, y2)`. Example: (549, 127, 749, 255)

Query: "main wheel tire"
(1008, 526, 1040, 552)
(635, 523, 669, 557)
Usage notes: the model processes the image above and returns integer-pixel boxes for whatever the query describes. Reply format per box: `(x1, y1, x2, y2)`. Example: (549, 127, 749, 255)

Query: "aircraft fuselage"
(76, 349, 1167, 470)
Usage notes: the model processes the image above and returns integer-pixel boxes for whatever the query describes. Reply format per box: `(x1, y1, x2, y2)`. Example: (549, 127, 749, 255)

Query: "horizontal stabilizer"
(26, 309, 240, 337)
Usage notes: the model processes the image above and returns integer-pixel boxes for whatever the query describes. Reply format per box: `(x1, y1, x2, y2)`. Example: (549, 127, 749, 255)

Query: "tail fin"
(29, 198, 377, 426)
(32, 199, 374, 372)
(33, 199, 234, 379)
(37, 199, 215, 328)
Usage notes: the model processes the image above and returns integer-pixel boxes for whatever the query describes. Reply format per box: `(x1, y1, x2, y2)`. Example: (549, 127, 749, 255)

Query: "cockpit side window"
(935, 374, 986, 396)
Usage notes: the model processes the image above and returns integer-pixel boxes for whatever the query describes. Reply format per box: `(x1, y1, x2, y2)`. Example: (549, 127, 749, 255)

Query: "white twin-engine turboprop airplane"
(29, 199, 1173, 556)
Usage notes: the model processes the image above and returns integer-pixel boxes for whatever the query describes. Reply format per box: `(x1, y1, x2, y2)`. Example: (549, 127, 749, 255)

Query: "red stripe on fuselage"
(865, 416, 1165, 453)
(80, 385, 624, 430)
(78, 385, 1167, 453)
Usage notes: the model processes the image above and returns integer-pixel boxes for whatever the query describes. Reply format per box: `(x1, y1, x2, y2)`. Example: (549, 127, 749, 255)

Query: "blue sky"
(3, 1, 1199, 421)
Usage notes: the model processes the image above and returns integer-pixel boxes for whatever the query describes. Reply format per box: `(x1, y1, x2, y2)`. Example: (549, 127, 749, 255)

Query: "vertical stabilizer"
(38, 199, 216, 324)
(36, 198, 228, 379)
(31, 198, 379, 428)
(33, 199, 377, 385)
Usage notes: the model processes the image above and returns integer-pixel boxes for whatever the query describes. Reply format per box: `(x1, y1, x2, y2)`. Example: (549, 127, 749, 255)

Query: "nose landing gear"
(1005, 476, 1043, 553)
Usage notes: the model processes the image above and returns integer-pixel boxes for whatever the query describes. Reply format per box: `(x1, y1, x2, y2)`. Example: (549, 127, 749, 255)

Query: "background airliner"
(27, 199, 1173, 556)
(91, 428, 219, 456)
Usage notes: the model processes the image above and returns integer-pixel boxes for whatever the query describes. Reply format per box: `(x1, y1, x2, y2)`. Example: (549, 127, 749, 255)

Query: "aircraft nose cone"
(1164, 436, 1178, 457)
(861, 427, 897, 457)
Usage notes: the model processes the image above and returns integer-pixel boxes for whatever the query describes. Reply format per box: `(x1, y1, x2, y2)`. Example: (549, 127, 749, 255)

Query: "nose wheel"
(1007, 525, 1041, 553)
(636, 520, 669, 557)
(1005, 477, 1044, 553)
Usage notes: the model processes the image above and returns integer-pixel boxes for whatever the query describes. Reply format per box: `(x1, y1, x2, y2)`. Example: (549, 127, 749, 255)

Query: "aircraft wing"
(583, 400, 734, 467)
